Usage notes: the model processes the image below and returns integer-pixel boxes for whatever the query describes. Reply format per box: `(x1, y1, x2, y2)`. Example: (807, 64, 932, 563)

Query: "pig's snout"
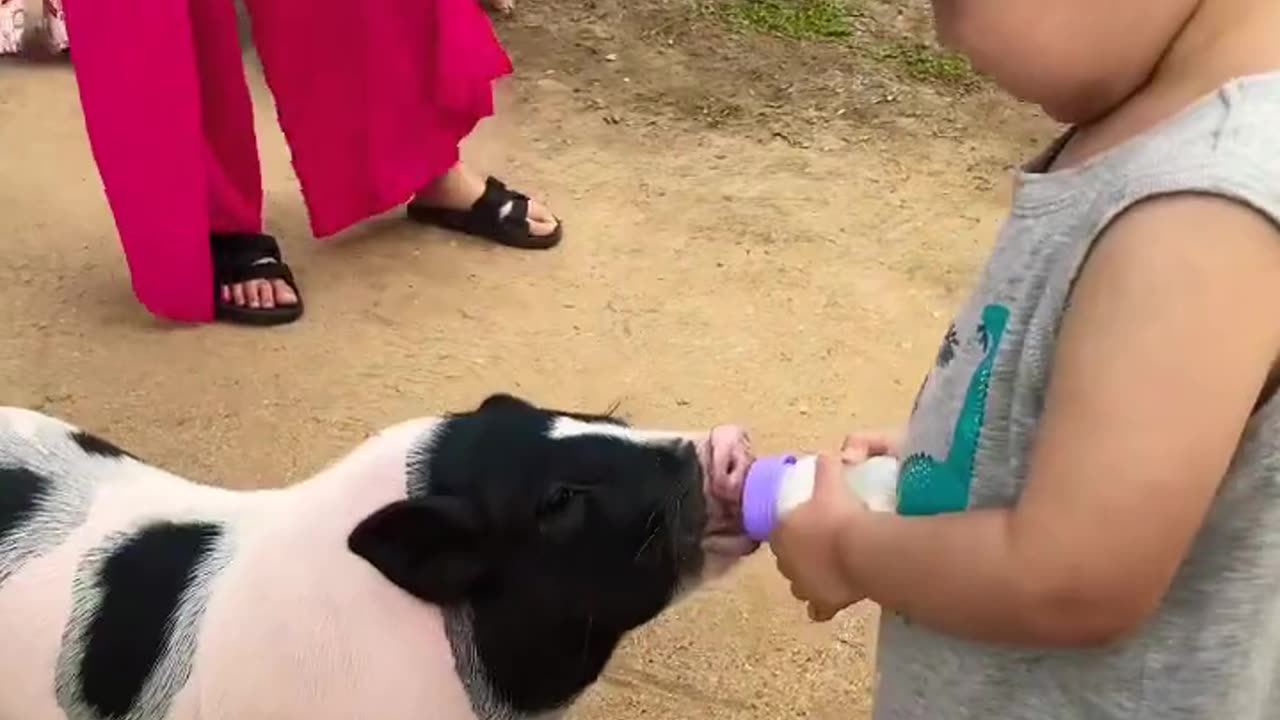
(691, 425, 753, 518)
(685, 425, 759, 569)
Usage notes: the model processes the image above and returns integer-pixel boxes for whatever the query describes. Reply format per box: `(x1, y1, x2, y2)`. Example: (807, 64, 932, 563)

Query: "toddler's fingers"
(841, 434, 873, 463)
(808, 602, 841, 623)
(775, 556, 794, 581)
(788, 580, 810, 604)
(841, 446, 870, 465)
(813, 452, 855, 500)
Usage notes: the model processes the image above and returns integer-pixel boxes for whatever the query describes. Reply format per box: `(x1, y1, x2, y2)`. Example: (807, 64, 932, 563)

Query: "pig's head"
(347, 393, 757, 717)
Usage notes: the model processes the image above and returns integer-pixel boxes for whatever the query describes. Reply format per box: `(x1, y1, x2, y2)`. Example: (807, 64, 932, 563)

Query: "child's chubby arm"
(774, 194, 1280, 648)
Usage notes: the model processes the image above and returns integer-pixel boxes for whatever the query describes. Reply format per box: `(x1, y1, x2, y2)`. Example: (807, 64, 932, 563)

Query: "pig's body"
(0, 398, 756, 720)
(0, 410, 483, 720)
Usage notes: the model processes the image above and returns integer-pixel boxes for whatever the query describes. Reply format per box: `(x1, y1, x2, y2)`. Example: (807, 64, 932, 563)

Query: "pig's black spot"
(71, 430, 138, 461)
(80, 521, 221, 718)
(0, 466, 48, 572)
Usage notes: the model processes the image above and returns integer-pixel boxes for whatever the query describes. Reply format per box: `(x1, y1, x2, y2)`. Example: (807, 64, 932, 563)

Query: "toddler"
(771, 1, 1280, 717)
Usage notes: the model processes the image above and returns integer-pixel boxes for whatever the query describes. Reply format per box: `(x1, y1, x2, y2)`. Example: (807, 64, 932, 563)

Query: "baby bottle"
(741, 453, 899, 542)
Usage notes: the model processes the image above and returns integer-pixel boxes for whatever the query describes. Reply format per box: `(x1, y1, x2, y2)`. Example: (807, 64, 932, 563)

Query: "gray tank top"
(876, 71, 1280, 720)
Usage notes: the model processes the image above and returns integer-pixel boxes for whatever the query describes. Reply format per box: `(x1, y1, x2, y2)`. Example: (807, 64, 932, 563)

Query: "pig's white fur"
(0, 406, 708, 720)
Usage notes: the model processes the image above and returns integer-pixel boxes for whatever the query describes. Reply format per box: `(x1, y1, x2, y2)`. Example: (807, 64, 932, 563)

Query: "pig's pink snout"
(695, 425, 755, 540)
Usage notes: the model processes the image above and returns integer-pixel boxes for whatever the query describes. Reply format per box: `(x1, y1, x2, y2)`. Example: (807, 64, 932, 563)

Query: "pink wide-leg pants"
(62, 0, 513, 322)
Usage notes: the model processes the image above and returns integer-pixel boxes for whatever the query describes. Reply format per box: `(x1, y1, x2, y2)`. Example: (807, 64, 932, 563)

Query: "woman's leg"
(62, 0, 295, 322)
(189, 0, 296, 312)
(190, 0, 261, 240)
(63, 0, 216, 322)
(243, 0, 557, 244)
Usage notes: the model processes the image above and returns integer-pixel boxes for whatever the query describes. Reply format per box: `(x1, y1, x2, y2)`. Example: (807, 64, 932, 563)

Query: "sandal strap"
(496, 176, 530, 202)
(474, 176, 533, 219)
(210, 233, 296, 286)
(502, 195, 531, 227)
(406, 177, 561, 250)
(478, 178, 535, 241)
(473, 177, 512, 221)
(220, 258, 298, 285)
(212, 232, 282, 264)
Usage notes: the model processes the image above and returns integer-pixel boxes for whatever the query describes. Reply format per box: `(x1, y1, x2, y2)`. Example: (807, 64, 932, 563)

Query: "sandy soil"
(0, 2, 1056, 717)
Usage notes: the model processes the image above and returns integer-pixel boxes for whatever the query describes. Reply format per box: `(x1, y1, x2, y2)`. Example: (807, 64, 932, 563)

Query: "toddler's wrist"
(832, 500, 875, 587)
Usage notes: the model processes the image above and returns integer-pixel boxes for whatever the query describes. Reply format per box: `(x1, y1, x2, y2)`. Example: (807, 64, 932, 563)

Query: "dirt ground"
(0, 2, 1056, 717)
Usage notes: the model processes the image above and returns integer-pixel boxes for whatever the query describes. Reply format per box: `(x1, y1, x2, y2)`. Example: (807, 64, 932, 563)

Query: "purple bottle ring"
(741, 454, 797, 542)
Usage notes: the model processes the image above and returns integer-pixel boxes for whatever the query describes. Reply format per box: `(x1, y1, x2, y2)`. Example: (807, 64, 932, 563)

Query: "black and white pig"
(0, 393, 759, 720)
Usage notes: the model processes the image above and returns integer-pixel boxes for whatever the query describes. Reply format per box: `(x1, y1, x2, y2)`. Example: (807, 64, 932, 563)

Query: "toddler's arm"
(828, 196, 1280, 647)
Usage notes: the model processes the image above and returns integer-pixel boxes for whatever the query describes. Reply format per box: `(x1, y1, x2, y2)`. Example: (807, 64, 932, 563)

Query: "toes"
(272, 279, 298, 306)
(528, 216, 558, 237)
(526, 200, 559, 237)
(246, 280, 265, 309)
(258, 280, 276, 309)
(528, 199, 556, 224)
(221, 280, 297, 311)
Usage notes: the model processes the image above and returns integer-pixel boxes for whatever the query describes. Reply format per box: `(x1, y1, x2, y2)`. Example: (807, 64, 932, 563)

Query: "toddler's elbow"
(1016, 579, 1159, 648)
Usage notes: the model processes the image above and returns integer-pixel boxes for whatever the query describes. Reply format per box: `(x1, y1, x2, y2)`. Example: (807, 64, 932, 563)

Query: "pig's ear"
(476, 393, 533, 413)
(348, 498, 486, 605)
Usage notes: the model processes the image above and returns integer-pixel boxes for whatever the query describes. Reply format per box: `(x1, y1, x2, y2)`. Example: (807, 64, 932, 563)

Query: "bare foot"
(411, 163, 559, 239)
(219, 259, 299, 311)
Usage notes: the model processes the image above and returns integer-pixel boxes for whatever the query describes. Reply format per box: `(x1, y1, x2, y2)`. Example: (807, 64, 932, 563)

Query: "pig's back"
(0, 407, 246, 720)
(1, 407, 475, 720)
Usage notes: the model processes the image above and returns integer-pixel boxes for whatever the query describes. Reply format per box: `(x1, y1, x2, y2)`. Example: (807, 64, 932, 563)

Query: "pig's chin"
(691, 442, 759, 581)
(671, 500, 756, 593)
(695, 493, 759, 583)
(699, 532, 757, 581)
(668, 532, 754, 601)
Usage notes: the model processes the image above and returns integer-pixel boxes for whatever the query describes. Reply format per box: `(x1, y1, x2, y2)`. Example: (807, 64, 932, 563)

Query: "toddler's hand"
(772, 452, 868, 622)
(841, 427, 905, 463)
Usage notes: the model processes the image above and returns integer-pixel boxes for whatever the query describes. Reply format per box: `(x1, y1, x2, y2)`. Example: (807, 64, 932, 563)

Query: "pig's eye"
(538, 485, 584, 517)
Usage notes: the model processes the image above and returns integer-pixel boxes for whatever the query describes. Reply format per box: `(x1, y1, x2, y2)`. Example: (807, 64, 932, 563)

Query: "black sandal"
(211, 233, 305, 326)
(406, 176, 563, 250)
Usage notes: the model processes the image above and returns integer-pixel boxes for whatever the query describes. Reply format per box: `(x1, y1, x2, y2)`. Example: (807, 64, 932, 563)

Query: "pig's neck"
(275, 420, 581, 720)
(279, 419, 634, 720)
(294, 416, 440, 498)
(440, 600, 632, 720)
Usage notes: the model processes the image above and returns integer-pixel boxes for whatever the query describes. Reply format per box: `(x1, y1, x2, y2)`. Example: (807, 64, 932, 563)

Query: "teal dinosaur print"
(898, 303, 1010, 516)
